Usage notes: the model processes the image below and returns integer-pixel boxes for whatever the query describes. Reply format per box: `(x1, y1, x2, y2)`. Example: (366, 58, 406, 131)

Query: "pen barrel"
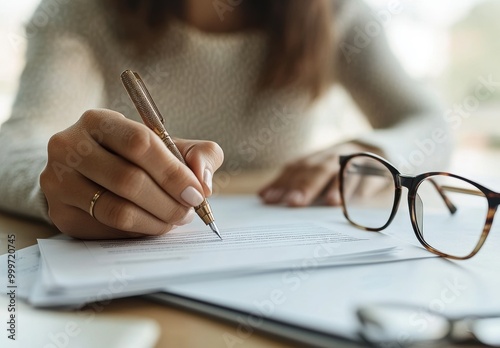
(121, 69, 218, 232)
(195, 199, 215, 225)
(160, 132, 216, 225)
(160, 133, 186, 165)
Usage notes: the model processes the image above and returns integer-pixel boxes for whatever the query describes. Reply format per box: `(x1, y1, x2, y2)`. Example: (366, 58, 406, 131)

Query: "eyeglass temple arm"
(349, 164, 457, 214)
(440, 186, 484, 197)
(427, 179, 457, 214)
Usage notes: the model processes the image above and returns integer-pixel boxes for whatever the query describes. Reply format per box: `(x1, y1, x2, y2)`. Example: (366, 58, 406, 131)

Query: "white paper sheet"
(0, 245, 40, 301)
(31, 196, 441, 307)
(162, 256, 500, 341)
(37, 224, 399, 291)
(83, 222, 389, 263)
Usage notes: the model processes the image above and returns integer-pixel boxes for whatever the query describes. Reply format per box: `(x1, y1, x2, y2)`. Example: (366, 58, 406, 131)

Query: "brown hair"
(109, 0, 334, 99)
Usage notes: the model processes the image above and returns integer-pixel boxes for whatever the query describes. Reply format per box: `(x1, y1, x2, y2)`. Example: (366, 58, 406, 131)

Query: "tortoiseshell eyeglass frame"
(338, 152, 500, 260)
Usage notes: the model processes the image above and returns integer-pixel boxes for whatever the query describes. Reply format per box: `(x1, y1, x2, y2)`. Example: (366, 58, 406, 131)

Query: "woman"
(0, 0, 451, 239)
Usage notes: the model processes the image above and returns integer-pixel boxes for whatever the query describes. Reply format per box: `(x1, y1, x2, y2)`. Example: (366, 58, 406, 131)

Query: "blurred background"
(370, 0, 500, 170)
(1, 0, 499, 177)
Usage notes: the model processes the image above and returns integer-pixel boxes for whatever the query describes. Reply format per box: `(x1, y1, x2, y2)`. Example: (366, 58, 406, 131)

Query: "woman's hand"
(258, 142, 380, 207)
(40, 109, 224, 239)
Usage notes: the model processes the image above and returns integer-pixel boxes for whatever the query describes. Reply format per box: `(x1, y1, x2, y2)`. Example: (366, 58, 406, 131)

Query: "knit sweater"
(0, 0, 451, 222)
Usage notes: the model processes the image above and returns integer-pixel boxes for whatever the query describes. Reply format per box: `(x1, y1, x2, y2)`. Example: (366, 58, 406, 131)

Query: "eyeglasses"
(338, 152, 500, 260)
(357, 303, 500, 347)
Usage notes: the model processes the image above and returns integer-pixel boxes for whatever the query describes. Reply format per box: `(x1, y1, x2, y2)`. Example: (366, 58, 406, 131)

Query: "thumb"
(174, 138, 224, 196)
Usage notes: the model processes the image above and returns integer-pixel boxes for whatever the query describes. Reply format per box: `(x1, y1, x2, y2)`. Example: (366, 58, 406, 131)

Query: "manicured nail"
(328, 190, 341, 205)
(181, 186, 204, 207)
(264, 189, 283, 203)
(203, 168, 213, 194)
(287, 190, 304, 205)
(263, 189, 275, 202)
(178, 210, 195, 225)
(272, 188, 284, 202)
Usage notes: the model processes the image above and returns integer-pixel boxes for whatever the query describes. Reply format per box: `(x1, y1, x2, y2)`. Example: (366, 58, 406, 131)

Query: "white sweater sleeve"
(0, 5, 105, 221)
(336, 0, 452, 174)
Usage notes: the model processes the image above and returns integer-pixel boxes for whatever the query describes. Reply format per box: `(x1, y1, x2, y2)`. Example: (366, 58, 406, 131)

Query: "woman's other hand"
(258, 142, 380, 207)
(40, 109, 224, 239)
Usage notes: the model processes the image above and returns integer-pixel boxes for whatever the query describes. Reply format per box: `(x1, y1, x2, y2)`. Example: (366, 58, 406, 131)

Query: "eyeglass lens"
(414, 175, 489, 258)
(358, 305, 450, 345)
(358, 305, 500, 347)
(342, 156, 395, 229)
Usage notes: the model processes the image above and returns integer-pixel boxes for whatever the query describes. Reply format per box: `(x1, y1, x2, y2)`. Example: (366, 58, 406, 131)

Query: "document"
(37, 221, 398, 291)
(84, 222, 386, 263)
(28, 196, 436, 307)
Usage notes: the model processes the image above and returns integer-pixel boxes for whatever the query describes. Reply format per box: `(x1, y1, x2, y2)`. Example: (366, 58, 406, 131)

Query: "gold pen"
(120, 69, 222, 240)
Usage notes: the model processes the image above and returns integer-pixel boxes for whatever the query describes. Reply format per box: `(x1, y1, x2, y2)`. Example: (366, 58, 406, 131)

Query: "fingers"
(41, 108, 221, 239)
(259, 154, 340, 207)
(78, 110, 207, 208)
(176, 138, 224, 196)
(49, 205, 161, 240)
(65, 137, 192, 225)
(259, 142, 386, 207)
(55, 171, 183, 235)
(42, 166, 178, 238)
(332, 168, 363, 208)
(325, 176, 342, 206)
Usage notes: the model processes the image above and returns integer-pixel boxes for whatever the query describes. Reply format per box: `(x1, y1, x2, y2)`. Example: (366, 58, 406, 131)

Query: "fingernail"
(286, 190, 304, 205)
(203, 168, 213, 194)
(272, 188, 284, 202)
(328, 190, 341, 205)
(181, 186, 204, 207)
(178, 210, 195, 225)
(264, 189, 283, 203)
(263, 189, 275, 202)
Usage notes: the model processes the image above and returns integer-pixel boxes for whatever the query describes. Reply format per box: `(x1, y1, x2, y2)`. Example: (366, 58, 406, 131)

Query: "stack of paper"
(2, 196, 433, 308)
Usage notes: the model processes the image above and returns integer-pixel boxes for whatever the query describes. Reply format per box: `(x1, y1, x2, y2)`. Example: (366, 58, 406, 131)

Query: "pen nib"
(209, 222, 222, 240)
